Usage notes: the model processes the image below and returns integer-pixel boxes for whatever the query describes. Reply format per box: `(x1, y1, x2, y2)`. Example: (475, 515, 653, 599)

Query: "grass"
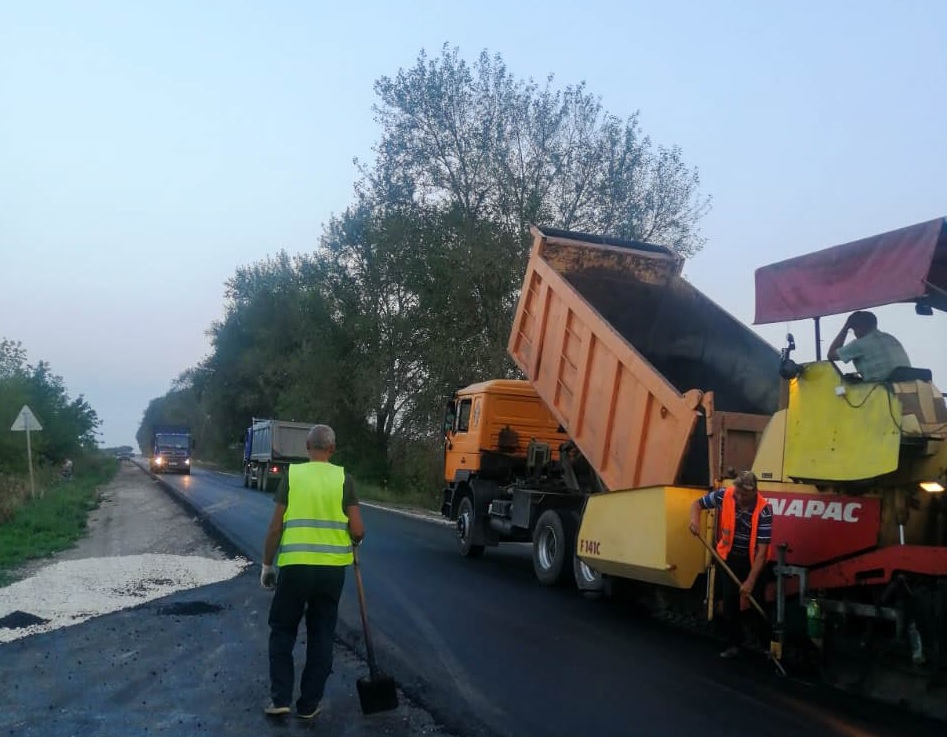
(356, 478, 441, 513)
(0, 455, 118, 586)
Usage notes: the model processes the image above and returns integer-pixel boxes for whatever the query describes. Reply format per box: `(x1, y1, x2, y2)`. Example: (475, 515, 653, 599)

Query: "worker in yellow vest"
(260, 424, 365, 719)
(689, 470, 773, 658)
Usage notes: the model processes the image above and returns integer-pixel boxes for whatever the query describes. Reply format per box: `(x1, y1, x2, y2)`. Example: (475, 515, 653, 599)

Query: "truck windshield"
(156, 434, 189, 449)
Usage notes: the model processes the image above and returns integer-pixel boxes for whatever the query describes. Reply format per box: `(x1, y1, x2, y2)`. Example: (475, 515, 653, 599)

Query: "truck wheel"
(570, 511, 604, 594)
(533, 510, 575, 586)
(457, 496, 485, 559)
(243, 469, 249, 488)
(573, 554, 604, 595)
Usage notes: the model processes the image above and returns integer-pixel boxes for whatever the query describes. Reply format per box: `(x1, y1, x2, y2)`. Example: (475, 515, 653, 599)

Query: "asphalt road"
(161, 466, 946, 737)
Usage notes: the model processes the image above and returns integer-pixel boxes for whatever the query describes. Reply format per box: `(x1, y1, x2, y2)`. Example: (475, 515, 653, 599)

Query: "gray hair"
(307, 424, 336, 451)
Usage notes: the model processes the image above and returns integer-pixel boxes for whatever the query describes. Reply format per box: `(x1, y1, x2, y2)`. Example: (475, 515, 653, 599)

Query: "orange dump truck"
(441, 225, 784, 590)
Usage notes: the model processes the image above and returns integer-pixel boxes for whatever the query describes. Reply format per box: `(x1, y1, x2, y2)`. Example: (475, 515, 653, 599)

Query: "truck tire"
(243, 468, 249, 488)
(570, 511, 604, 594)
(533, 509, 575, 586)
(457, 496, 485, 559)
(573, 554, 604, 595)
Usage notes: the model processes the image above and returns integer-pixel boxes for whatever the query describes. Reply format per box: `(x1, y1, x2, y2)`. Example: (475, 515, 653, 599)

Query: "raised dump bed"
(508, 226, 782, 493)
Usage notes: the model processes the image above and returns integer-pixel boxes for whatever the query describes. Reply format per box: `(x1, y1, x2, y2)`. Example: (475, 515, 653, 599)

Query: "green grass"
(0, 456, 118, 586)
(356, 479, 441, 513)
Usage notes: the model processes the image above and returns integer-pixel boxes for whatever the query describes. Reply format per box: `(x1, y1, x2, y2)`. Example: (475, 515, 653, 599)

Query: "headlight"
(185, 459, 190, 465)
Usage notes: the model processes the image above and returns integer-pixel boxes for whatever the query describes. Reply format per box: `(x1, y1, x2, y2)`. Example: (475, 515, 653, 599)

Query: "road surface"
(159, 465, 946, 737)
(0, 462, 452, 737)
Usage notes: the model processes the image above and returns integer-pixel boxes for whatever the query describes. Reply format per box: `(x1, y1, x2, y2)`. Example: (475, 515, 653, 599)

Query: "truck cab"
(150, 427, 193, 475)
(441, 379, 568, 495)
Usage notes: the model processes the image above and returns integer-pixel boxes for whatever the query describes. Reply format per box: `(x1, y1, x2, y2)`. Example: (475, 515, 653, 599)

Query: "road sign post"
(11, 405, 42, 498)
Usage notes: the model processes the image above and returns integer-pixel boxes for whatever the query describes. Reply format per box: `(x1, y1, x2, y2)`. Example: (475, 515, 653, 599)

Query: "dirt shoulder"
(15, 462, 229, 573)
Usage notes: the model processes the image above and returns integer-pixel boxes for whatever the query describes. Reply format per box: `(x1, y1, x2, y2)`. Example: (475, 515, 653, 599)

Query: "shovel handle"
(352, 544, 379, 678)
(695, 532, 768, 620)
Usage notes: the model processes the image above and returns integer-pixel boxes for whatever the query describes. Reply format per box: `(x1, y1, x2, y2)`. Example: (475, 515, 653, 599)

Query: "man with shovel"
(689, 470, 773, 659)
(260, 424, 365, 719)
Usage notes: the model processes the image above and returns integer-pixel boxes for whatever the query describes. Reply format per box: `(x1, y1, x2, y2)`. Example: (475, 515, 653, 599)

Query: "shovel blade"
(356, 673, 399, 715)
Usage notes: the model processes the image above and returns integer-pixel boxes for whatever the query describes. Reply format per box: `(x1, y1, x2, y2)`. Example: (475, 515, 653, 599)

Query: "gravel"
(0, 463, 248, 644)
(0, 552, 249, 643)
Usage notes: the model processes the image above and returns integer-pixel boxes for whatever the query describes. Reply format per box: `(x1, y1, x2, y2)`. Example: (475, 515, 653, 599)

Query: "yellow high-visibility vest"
(277, 462, 353, 567)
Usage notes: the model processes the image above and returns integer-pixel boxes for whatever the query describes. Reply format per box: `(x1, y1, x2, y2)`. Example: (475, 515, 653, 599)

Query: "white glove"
(260, 564, 278, 590)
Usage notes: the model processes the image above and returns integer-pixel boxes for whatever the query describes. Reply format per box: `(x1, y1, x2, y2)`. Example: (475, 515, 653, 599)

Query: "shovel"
(695, 532, 787, 676)
(352, 542, 399, 714)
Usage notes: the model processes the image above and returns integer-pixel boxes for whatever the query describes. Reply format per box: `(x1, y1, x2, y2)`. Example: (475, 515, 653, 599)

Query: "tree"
(369, 44, 710, 253)
(349, 44, 711, 451)
(0, 338, 101, 472)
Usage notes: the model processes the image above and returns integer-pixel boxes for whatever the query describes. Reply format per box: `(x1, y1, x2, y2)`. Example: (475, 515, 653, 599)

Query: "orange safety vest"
(716, 487, 772, 566)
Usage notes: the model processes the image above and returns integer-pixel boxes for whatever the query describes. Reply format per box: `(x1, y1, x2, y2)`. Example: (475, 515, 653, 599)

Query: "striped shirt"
(697, 488, 773, 555)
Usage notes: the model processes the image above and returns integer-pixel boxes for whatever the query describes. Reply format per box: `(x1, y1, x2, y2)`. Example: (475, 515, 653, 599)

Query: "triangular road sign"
(11, 405, 42, 432)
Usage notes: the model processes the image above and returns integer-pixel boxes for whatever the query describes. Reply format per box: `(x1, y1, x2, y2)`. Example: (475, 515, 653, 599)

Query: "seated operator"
(826, 310, 911, 382)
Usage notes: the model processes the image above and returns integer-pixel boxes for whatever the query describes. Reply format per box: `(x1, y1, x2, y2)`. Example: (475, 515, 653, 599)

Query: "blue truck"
(149, 425, 193, 475)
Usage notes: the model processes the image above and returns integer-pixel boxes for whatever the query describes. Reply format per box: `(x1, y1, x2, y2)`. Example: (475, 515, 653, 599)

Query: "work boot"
(297, 703, 322, 720)
(264, 702, 291, 716)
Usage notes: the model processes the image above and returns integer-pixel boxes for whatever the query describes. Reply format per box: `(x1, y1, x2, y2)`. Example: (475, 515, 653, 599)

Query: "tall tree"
(369, 44, 710, 253)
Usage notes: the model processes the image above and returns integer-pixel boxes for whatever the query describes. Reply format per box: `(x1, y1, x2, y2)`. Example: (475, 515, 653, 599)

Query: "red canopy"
(754, 217, 947, 324)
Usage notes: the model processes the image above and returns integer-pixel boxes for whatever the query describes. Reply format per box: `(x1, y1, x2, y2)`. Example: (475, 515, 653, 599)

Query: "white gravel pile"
(0, 553, 250, 643)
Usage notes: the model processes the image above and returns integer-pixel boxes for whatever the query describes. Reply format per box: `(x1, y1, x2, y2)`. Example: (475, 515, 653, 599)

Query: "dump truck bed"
(248, 419, 313, 462)
(508, 226, 781, 492)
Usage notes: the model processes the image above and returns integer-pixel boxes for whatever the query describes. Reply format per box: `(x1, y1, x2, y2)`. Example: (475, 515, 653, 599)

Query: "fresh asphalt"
(4, 464, 946, 737)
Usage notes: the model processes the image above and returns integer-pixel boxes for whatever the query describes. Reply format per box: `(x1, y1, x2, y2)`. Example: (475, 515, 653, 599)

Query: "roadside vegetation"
(0, 455, 117, 585)
(0, 337, 107, 586)
(355, 478, 440, 513)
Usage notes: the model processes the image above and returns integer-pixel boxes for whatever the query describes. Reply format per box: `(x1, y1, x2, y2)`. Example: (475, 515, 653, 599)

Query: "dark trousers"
(268, 564, 346, 710)
(716, 551, 771, 648)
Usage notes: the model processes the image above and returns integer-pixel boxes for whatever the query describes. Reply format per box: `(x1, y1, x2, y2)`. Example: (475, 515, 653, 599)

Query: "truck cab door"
(444, 398, 475, 482)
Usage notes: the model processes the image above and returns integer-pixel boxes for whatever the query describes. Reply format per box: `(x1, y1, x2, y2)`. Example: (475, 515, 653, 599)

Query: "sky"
(1, 0, 945, 448)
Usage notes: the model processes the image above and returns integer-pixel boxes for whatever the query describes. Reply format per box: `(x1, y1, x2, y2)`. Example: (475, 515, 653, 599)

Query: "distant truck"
(243, 418, 314, 492)
(149, 425, 193, 475)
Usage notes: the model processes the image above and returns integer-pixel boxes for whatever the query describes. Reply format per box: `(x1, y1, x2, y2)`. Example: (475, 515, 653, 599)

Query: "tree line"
(0, 338, 100, 473)
(138, 45, 711, 492)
